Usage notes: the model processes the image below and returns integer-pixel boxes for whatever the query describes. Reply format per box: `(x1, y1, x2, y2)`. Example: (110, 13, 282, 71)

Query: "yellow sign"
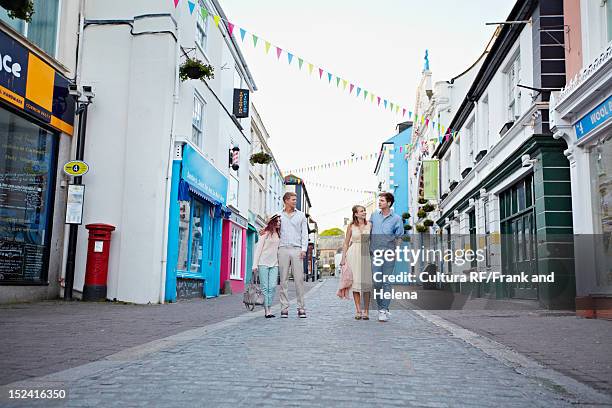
(63, 161, 89, 177)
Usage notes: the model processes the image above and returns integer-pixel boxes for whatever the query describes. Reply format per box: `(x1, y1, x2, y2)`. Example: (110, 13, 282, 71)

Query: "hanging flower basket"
(249, 151, 273, 165)
(403, 224, 412, 231)
(422, 203, 435, 213)
(179, 58, 214, 82)
(417, 197, 427, 205)
(0, 0, 34, 22)
(401, 212, 410, 220)
(423, 219, 434, 227)
(415, 224, 428, 233)
(417, 209, 427, 219)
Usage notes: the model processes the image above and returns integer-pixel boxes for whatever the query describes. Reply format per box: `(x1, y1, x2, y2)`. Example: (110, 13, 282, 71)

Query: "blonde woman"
(340, 205, 373, 319)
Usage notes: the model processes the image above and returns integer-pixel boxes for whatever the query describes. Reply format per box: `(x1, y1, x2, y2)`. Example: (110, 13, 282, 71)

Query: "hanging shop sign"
(0, 29, 75, 135)
(232, 88, 249, 118)
(575, 94, 612, 140)
(422, 159, 439, 200)
(63, 160, 89, 177)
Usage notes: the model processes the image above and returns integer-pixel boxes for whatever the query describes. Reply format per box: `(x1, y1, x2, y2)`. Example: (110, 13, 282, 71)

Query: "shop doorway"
(176, 199, 217, 297)
(500, 174, 538, 299)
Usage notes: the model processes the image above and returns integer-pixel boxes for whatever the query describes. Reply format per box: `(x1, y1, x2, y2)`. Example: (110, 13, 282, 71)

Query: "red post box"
(83, 223, 115, 301)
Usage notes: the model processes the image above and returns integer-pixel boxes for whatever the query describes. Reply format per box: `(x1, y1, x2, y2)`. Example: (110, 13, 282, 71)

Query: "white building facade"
(430, 0, 575, 309)
(71, 0, 256, 303)
(550, 0, 612, 317)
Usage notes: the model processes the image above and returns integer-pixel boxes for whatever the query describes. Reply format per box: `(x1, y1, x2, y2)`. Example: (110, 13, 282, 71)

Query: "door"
(200, 202, 215, 292)
(500, 175, 537, 299)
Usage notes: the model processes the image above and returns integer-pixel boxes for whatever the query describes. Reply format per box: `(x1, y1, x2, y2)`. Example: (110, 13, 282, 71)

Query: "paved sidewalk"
(0, 280, 315, 385)
(431, 309, 612, 396)
(3, 278, 609, 407)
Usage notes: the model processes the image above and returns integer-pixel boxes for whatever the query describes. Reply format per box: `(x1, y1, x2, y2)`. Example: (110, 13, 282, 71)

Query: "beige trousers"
(278, 247, 305, 311)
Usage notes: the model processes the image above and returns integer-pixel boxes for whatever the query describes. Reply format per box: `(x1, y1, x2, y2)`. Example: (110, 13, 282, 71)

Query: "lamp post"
(63, 85, 94, 300)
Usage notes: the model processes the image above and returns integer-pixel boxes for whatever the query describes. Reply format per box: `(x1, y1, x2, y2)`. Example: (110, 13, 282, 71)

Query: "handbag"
(243, 269, 265, 311)
(336, 262, 354, 299)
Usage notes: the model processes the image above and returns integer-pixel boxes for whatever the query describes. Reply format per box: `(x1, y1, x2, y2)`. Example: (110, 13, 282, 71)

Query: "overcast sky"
(221, 0, 516, 231)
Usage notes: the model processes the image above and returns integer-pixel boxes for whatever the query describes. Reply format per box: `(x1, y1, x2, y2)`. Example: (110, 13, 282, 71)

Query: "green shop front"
(437, 136, 575, 309)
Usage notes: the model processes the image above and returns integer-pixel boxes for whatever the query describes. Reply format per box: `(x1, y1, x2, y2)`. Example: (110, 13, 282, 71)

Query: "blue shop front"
(165, 144, 230, 301)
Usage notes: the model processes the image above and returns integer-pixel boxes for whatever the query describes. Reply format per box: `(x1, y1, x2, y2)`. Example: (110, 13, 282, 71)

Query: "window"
(468, 210, 477, 268)
(228, 173, 239, 208)
(442, 155, 450, 192)
(465, 119, 475, 166)
(177, 199, 214, 276)
(505, 53, 521, 121)
(607, 0, 612, 42)
(589, 138, 612, 288)
(234, 66, 244, 90)
(192, 94, 204, 148)
(0, 108, 58, 285)
(484, 198, 491, 268)
(195, 5, 208, 52)
(176, 201, 191, 271)
(189, 202, 204, 273)
(0, 0, 60, 56)
(482, 96, 490, 149)
(230, 226, 242, 279)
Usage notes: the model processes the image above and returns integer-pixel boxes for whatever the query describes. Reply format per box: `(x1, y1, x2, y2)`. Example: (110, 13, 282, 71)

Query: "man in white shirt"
(278, 192, 309, 318)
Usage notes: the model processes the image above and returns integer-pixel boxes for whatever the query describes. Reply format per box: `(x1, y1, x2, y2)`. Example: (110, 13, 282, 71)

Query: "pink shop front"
(220, 212, 248, 294)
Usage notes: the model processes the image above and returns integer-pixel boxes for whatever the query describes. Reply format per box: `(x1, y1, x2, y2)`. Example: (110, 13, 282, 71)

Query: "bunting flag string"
(300, 179, 377, 194)
(178, 0, 464, 149)
(283, 152, 379, 174)
(282, 142, 424, 174)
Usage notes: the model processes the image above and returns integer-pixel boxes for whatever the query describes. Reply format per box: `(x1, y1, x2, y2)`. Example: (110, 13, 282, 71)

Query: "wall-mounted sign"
(181, 144, 228, 205)
(65, 185, 85, 225)
(232, 88, 249, 118)
(422, 159, 439, 200)
(0, 29, 75, 135)
(63, 160, 89, 177)
(229, 146, 240, 171)
(575, 94, 612, 140)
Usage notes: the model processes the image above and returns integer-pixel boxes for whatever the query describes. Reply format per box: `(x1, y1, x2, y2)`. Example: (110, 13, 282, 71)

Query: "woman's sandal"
(355, 313, 362, 320)
(362, 312, 369, 320)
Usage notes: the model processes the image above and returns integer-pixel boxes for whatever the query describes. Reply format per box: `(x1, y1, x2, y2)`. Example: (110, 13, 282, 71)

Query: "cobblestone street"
(3, 278, 610, 407)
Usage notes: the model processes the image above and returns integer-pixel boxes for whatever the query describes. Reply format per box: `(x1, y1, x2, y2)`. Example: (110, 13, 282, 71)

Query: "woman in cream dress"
(340, 205, 373, 320)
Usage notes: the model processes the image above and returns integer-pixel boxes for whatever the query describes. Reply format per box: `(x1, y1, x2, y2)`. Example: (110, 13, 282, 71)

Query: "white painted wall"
(439, 23, 535, 217)
(71, 0, 255, 303)
(580, 0, 611, 66)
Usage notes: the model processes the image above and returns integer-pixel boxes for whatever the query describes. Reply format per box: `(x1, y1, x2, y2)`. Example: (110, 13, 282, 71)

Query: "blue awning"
(220, 206, 232, 219)
(178, 179, 221, 207)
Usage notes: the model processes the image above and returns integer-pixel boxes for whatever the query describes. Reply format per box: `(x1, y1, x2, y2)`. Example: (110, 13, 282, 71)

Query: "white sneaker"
(378, 310, 389, 322)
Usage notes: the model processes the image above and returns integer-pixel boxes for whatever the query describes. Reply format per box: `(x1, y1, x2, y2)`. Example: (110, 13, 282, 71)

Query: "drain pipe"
(159, 20, 181, 304)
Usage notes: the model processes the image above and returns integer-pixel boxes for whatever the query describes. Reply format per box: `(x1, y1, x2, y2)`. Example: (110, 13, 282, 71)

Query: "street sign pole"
(64, 103, 89, 300)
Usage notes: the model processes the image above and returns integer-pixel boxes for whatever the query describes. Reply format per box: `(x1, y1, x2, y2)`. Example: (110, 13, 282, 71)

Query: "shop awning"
(213, 204, 232, 220)
(248, 224, 259, 233)
(178, 179, 221, 207)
